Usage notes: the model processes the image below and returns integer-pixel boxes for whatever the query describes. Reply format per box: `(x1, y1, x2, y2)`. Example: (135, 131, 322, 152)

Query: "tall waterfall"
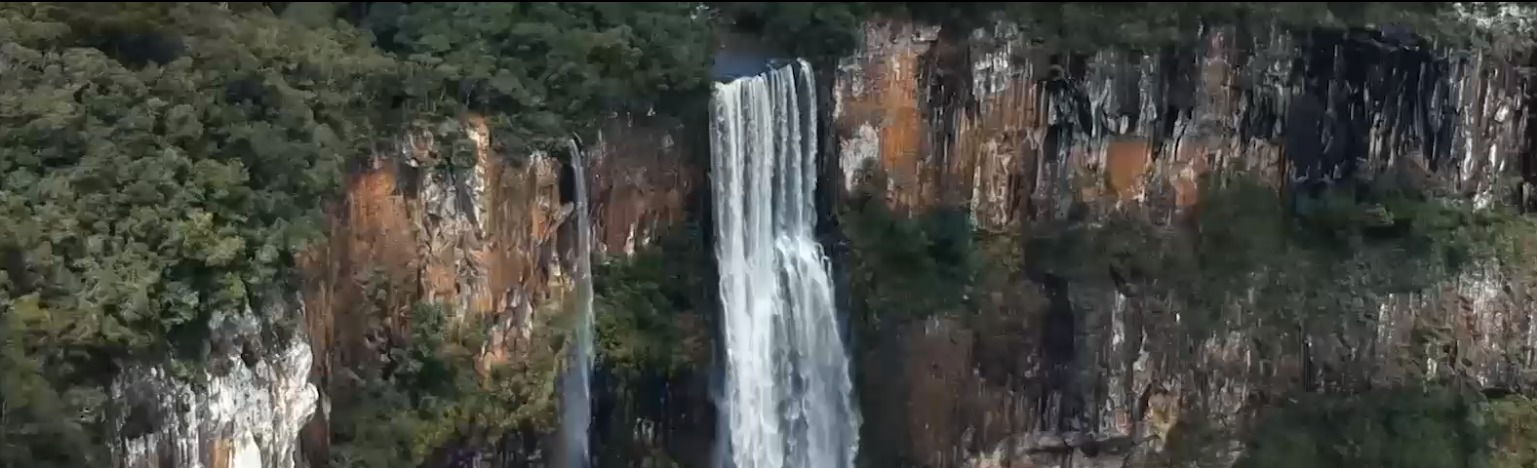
(709, 60, 860, 468)
(558, 138, 595, 468)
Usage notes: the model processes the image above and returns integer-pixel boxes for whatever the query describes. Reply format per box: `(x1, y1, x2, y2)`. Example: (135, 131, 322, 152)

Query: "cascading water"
(559, 138, 595, 468)
(709, 59, 860, 468)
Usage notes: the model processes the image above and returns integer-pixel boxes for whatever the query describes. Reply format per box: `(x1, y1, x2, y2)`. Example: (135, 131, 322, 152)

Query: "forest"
(4, 2, 1537, 467)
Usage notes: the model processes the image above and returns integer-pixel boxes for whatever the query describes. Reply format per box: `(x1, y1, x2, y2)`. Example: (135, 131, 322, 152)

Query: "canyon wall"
(832, 17, 1537, 468)
(110, 12, 1537, 468)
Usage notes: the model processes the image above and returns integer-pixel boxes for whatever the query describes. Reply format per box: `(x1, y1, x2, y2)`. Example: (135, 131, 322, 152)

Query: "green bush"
(593, 225, 712, 380)
(1481, 395, 1537, 468)
(1239, 389, 1486, 468)
(328, 300, 562, 467)
(1027, 174, 1537, 340)
(839, 174, 979, 330)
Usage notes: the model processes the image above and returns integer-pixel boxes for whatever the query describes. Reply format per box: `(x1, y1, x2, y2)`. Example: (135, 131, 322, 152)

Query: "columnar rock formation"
(831, 17, 1537, 467)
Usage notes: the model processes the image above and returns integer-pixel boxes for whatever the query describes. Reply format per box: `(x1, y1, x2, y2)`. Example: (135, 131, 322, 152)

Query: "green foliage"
(1219, 390, 1537, 468)
(711, 2, 888, 61)
(0, 2, 717, 465)
(593, 225, 712, 380)
(1029, 174, 1537, 340)
(711, 2, 1514, 61)
(0, 295, 107, 468)
(0, 1, 399, 353)
(328, 300, 562, 467)
(839, 166, 980, 330)
(361, 2, 715, 153)
(0, 3, 403, 461)
(1480, 395, 1537, 468)
(1238, 388, 1487, 468)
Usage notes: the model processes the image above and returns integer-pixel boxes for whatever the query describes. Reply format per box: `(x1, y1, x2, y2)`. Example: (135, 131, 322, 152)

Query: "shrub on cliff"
(1238, 388, 1487, 468)
(587, 225, 715, 466)
(593, 225, 712, 380)
(328, 300, 562, 467)
(1025, 171, 1537, 343)
(838, 164, 979, 332)
(1482, 395, 1537, 468)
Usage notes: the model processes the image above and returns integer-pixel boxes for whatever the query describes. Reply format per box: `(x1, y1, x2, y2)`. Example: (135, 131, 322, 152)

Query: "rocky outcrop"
(587, 117, 697, 260)
(292, 113, 697, 464)
(107, 109, 698, 468)
(112, 295, 317, 468)
(833, 16, 1537, 467)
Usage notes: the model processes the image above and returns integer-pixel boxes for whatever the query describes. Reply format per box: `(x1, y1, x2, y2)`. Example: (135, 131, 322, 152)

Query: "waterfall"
(709, 59, 860, 468)
(559, 137, 595, 468)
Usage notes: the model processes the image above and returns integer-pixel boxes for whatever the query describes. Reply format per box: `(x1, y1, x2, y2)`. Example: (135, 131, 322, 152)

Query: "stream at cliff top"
(559, 137, 595, 468)
(709, 59, 860, 468)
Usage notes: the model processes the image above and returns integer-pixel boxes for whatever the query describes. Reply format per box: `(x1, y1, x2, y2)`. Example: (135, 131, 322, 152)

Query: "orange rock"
(1106, 138, 1153, 201)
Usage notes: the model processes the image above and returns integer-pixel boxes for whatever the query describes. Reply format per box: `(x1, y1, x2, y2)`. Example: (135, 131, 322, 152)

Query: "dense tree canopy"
(359, 2, 716, 153)
(1, 3, 402, 463)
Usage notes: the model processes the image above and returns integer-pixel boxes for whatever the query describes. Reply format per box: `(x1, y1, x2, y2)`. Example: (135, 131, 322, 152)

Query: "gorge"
(8, 3, 1537, 468)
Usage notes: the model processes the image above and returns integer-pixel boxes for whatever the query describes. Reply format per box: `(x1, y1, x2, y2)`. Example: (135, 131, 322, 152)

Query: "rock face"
(113, 296, 317, 468)
(291, 113, 697, 465)
(110, 112, 697, 468)
(834, 20, 1528, 226)
(832, 17, 1537, 468)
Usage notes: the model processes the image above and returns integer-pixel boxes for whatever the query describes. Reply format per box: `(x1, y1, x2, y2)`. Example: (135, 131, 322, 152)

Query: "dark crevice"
(1030, 271, 1079, 432)
(919, 25, 977, 206)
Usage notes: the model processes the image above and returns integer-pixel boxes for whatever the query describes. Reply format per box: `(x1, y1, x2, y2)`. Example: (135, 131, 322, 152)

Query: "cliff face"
(110, 13, 1537, 468)
(113, 294, 317, 468)
(294, 115, 697, 465)
(111, 113, 696, 467)
(832, 17, 1537, 468)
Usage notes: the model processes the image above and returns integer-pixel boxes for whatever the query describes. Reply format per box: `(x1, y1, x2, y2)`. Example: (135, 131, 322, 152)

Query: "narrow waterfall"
(559, 137, 595, 468)
(709, 60, 860, 468)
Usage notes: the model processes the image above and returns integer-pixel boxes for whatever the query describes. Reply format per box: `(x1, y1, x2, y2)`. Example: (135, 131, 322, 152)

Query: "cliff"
(111, 112, 699, 467)
(296, 115, 697, 465)
(830, 16, 1537, 468)
(102, 10, 1537, 468)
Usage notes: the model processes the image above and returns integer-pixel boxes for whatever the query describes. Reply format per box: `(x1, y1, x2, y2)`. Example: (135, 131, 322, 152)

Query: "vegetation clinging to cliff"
(328, 296, 562, 468)
(1236, 388, 1488, 468)
(1227, 388, 1537, 468)
(593, 225, 712, 380)
(837, 156, 1537, 465)
(596, 221, 734, 465)
(839, 168, 980, 332)
(1029, 171, 1537, 344)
